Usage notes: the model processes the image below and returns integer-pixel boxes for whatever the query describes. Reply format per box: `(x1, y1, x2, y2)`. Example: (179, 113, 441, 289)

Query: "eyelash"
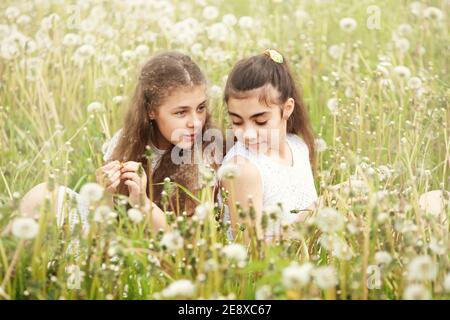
(232, 121, 267, 126)
(174, 104, 206, 117)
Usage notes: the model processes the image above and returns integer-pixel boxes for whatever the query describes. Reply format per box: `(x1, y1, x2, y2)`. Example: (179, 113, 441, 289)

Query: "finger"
(124, 179, 140, 195)
(102, 161, 120, 170)
(106, 178, 121, 193)
(121, 172, 141, 186)
(121, 161, 141, 173)
(106, 170, 121, 185)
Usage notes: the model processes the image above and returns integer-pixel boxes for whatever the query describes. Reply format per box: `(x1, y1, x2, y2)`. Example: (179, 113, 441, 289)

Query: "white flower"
(194, 203, 213, 220)
(208, 85, 222, 99)
(79, 182, 104, 204)
(203, 6, 219, 20)
(217, 163, 239, 180)
(328, 44, 344, 60)
(407, 255, 438, 281)
(5, 6, 20, 20)
(403, 284, 430, 300)
(419, 190, 448, 217)
(161, 231, 184, 252)
(315, 207, 345, 234)
(315, 138, 327, 152)
(0, 40, 18, 60)
(11, 217, 39, 240)
(395, 38, 410, 53)
(407, 77, 422, 90)
(443, 273, 450, 292)
(112, 96, 124, 104)
(429, 237, 446, 255)
(375, 251, 392, 266)
(161, 279, 196, 299)
(326, 98, 338, 115)
(344, 87, 354, 98)
(313, 266, 337, 289)
(255, 285, 272, 300)
(393, 65, 411, 79)
(134, 44, 149, 57)
(86, 101, 105, 114)
(282, 262, 314, 289)
(410, 1, 424, 16)
(238, 16, 254, 29)
(339, 17, 357, 33)
(424, 7, 444, 21)
(207, 22, 228, 42)
(397, 23, 413, 36)
(222, 14, 237, 26)
(127, 208, 143, 224)
(62, 33, 81, 47)
(94, 205, 116, 222)
(221, 243, 247, 263)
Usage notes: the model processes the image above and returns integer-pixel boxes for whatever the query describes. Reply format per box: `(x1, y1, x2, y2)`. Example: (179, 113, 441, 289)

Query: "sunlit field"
(0, 0, 449, 300)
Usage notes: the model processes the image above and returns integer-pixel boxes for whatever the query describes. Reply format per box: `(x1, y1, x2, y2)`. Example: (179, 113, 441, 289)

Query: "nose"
(242, 127, 257, 145)
(187, 114, 203, 129)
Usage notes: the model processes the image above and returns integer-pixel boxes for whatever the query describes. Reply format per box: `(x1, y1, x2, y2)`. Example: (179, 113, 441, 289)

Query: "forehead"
(227, 86, 280, 117)
(160, 84, 207, 108)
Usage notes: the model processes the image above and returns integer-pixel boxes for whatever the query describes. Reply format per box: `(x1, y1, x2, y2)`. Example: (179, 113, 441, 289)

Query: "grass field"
(0, 0, 449, 300)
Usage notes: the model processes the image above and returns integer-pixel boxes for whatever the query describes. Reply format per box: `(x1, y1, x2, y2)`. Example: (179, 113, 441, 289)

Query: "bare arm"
(221, 156, 264, 242)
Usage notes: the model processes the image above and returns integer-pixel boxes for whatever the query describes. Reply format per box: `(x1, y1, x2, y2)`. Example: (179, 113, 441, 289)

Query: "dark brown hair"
(223, 50, 317, 176)
(110, 51, 214, 215)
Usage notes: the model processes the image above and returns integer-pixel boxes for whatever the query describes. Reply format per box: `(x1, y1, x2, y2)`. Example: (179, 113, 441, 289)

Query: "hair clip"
(263, 49, 283, 64)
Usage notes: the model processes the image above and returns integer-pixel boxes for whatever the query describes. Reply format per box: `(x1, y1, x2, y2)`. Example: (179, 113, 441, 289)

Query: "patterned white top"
(221, 133, 318, 238)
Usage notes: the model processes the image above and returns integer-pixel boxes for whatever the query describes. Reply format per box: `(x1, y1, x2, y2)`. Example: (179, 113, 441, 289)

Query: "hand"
(120, 161, 148, 207)
(96, 160, 122, 194)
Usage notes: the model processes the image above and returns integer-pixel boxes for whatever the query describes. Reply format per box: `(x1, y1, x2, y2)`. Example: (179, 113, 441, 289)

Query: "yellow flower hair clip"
(263, 49, 284, 64)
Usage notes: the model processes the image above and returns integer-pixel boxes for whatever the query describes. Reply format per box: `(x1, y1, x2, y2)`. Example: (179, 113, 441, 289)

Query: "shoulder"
(287, 133, 309, 155)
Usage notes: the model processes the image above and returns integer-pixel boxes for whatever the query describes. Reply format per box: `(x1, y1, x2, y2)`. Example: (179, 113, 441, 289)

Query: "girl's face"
(227, 86, 294, 152)
(150, 85, 208, 149)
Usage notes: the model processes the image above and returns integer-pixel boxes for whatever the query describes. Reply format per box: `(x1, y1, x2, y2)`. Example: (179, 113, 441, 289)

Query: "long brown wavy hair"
(109, 51, 215, 215)
(223, 50, 317, 176)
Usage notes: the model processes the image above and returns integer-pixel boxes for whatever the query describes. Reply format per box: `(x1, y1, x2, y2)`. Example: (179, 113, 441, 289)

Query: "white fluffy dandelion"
(221, 243, 247, 263)
(11, 217, 39, 240)
(217, 163, 239, 180)
(160, 231, 184, 252)
(194, 203, 213, 220)
(407, 255, 438, 281)
(79, 182, 104, 204)
(315, 138, 327, 152)
(127, 208, 143, 224)
(313, 266, 337, 289)
(161, 279, 196, 299)
(403, 284, 430, 300)
(315, 207, 345, 234)
(282, 262, 314, 289)
(407, 77, 422, 90)
(339, 17, 357, 33)
(326, 98, 339, 115)
(375, 251, 392, 266)
(86, 101, 105, 114)
(393, 65, 411, 79)
(423, 7, 444, 21)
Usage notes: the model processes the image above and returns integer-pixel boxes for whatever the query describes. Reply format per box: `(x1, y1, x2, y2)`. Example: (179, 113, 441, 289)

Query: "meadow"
(0, 0, 449, 300)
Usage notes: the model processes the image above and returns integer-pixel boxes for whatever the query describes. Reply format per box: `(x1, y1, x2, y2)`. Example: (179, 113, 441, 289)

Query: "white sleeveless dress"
(219, 133, 318, 239)
(56, 129, 166, 231)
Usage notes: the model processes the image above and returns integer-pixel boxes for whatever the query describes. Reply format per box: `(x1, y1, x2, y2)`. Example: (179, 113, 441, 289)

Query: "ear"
(148, 110, 155, 120)
(281, 98, 295, 120)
